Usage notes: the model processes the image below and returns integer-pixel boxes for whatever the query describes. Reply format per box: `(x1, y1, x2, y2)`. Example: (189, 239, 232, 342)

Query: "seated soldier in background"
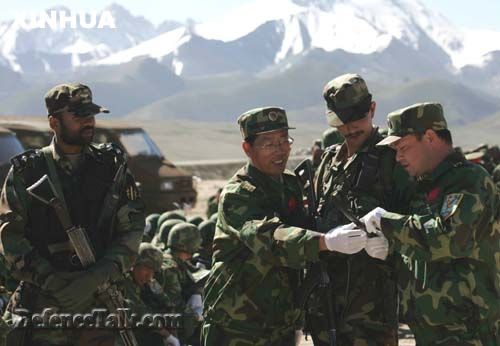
(119, 242, 180, 346)
(192, 219, 216, 269)
(157, 222, 208, 346)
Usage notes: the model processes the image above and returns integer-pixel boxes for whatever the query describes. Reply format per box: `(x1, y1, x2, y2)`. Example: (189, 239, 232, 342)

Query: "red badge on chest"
(426, 187, 441, 203)
(288, 197, 298, 213)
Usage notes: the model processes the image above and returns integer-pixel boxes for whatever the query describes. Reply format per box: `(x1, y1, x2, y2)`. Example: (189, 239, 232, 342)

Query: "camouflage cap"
(323, 74, 372, 127)
(158, 219, 184, 245)
(45, 83, 109, 117)
(135, 243, 163, 272)
(167, 222, 202, 254)
(377, 102, 448, 146)
(237, 106, 295, 140)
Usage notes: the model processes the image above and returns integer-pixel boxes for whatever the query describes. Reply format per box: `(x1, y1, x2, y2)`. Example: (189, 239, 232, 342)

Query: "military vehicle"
(0, 118, 197, 213)
(0, 127, 25, 190)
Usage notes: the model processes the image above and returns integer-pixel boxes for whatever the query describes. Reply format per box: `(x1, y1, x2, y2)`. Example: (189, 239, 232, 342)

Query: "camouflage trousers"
(410, 323, 499, 346)
(201, 322, 296, 346)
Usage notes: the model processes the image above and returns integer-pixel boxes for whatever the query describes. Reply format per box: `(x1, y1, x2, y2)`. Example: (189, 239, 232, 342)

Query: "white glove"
(186, 294, 203, 319)
(325, 223, 367, 254)
(365, 231, 389, 260)
(165, 335, 181, 346)
(360, 207, 387, 234)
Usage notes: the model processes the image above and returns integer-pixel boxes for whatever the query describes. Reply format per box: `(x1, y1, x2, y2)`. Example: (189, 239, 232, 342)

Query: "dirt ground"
(191, 179, 416, 345)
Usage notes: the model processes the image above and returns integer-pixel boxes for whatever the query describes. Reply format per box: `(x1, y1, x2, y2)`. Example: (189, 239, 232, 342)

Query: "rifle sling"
(41, 146, 69, 215)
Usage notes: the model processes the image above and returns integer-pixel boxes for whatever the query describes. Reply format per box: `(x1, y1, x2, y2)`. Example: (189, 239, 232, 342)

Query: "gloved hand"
(165, 334, 181, 346)
(325, 223, 367, 254)
(53, 272, 100, 312)
(186, 294, 203, 320)
(360, 207, 387, 234)
(365, 231, 389, 260)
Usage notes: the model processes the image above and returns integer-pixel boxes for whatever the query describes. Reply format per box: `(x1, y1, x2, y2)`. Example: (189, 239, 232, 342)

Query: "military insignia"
(268, 111, 280, 121)
(240, 181, 256, 192)
(126, 184, 139, 201)
(440, 193, 464, 221)
(426, 187, 441, 203)
(288, 197, 298, 213)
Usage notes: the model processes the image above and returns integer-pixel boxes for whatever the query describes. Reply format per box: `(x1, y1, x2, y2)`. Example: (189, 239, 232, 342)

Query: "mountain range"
(0, 0, 499, 131)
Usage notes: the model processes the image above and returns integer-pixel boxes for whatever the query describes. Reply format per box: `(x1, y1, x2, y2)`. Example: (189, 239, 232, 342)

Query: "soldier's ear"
(370, 101, 377, 118)
(242, 141, 253, 158)
(48, 115, 60, 132)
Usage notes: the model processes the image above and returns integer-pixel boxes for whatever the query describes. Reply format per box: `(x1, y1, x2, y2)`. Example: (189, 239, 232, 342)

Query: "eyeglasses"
(258, 136, 294, 152)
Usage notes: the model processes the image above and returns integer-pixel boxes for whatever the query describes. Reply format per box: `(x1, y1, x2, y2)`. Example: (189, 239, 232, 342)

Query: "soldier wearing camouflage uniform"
(310, 74, 414, 345)
(202, 107, 368, 345)
(119, 242, 179, 346)
(157, 222, 206, 345)
(363, 102, 500, 345)
(0, 83, 144, 345)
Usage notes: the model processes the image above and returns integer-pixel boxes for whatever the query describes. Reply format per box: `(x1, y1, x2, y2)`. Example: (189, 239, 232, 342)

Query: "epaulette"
(240, 180, 256, 193)
(94, 142, 128, 162)
(10, 149, 43, 172)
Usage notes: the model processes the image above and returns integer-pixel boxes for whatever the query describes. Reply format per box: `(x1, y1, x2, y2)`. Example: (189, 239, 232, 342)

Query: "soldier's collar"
(335, 127, 379, 166)
(418, 151, 465, 185)
(246, 162, 286, 193)
(51, 137, 102, 163)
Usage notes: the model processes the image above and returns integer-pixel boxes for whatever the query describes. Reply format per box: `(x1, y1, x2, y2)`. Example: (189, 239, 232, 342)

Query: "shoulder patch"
(10, 149, 43, 172)
(440, 193, 464, 221)
(240, 180, 256, 192)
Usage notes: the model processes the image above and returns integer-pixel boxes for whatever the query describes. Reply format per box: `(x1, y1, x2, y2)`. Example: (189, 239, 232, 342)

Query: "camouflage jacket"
(0, 140, 144, 305)
(156, 249, 201, 311)
(381, 151, 500, 343)
(314, 128, 414, 334)
(203, 163, 322, 338)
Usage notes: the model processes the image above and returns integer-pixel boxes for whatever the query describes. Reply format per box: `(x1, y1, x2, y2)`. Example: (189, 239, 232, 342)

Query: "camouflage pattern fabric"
(377, 102, 447, 147)
(157, 210, 186, 229)
(118, 272, 170, 346)
(153, 219, 183, 250)
(0, 140, 144, 345)
(380, 151, 500, 345)
(202, 163, 323, 345)
(237, 107, 294, 139)
(323, 74, 372, 126)
(311, 128, 414, 345)
(167, 222, 202, 255)
(44, 83, 109, 117)
(143, 213, 160, 242)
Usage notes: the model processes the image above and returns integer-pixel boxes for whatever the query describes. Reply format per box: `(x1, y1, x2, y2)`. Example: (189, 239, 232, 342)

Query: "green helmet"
(135, 243, 163, 272)
(157, 210, 186, 228)
(322, 128, 344, 148)
(167, 222, 202, 254)
(156, 219, 184, 249)
(198, 220, 216, 248)
(209, 213, 218, 223)
(187, 215, 204, 227)
(493, 165, 500, 183)
(144, 213, 161, 240)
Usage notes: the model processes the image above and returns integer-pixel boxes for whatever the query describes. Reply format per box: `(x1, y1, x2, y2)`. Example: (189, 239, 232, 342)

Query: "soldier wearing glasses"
(202, 107, 368, 345)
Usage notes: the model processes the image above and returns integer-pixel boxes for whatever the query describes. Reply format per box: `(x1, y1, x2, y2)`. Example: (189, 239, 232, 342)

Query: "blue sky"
(2, 0, 500, 31)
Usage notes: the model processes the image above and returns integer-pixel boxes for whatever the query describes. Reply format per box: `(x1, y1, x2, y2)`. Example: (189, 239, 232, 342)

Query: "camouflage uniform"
(202, 107, 324, 346)
(118, 243, 172, 346)
(0, 83, 144, 345)
(376, 103, 500, 345)
(310, 74, 414, 345)
(157, 222, 205, 344)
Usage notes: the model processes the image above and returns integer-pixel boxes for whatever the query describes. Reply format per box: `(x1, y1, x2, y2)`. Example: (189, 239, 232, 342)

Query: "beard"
(59, 118, 94, 146)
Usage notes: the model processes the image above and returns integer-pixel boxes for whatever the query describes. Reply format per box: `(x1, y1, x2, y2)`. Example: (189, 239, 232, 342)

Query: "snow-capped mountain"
(84, 0, 500, 78)
(0, 4, 158, 74)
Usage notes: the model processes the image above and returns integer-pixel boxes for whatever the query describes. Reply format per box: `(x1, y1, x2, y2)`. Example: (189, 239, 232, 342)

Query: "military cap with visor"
(323, 73, 373, 127)
(377, 102, 447, 146)
(237, 106, 295, 140)
(45, 83, 109, 117)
